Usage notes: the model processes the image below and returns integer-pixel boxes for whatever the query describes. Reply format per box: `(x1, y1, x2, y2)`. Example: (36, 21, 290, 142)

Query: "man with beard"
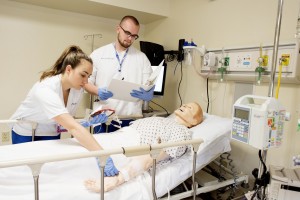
(84, 16, 154, 133)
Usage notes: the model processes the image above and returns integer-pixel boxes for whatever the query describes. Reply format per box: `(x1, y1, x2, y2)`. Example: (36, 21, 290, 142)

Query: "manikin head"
(174, 102, 203, 128)
(116, 15, 140, 51)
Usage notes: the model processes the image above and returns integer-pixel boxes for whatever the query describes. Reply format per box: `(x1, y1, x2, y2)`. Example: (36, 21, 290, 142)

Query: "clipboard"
(145, 60, 164, 85)
(107, 60, 164, 102)
(107, 79, 153, 102)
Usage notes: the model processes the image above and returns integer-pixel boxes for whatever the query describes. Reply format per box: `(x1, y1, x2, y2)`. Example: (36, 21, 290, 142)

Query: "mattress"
(0, 113, 232, 200)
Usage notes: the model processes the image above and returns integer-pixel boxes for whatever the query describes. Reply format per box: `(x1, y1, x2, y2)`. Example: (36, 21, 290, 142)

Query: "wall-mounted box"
(201, 41, 300, 84)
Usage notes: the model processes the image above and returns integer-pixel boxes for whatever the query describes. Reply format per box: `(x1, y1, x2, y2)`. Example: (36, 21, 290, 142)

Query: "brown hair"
(120, 15, 140, 26)
(40, 45, 92, 81)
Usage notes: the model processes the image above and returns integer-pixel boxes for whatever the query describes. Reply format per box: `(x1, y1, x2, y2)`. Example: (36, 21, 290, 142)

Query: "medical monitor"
(140, 41, 167, 97)
(152, 64, 167, 97)
(140, 41, 165, 66)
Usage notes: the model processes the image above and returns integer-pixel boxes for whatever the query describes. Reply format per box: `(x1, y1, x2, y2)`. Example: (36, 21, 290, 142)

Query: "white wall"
(144, 0, 300, 182)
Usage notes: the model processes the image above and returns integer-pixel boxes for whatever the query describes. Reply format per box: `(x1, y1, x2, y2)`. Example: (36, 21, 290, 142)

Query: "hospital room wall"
(144, 0, 300, 179)
(1, 0, 300, 178)
(0, 0, 148, 120)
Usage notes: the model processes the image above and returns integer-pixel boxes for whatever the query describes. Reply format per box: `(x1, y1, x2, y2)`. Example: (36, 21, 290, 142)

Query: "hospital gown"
(130, 117, 192, 166)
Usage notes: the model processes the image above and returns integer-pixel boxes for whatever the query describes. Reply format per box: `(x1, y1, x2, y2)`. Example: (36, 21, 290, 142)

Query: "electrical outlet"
(262, 55, 269, 66)
(281, 54, 290, 66)
(1, 131, 10, 143)
(224, 57, 230, 66)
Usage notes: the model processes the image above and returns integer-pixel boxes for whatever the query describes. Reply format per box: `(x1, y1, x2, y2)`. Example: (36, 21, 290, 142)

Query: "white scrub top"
(10, 75, 83, 136)
(89, 43, 152, 117)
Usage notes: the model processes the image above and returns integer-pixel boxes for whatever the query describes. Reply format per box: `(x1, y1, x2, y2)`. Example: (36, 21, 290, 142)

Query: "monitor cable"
(177, 61, 183, 107)
(206, 77, 209, 113)
(150, 100, 169, 116)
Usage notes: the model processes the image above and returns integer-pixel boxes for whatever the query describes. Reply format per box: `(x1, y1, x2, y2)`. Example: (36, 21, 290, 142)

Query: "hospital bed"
(0, 113, 248, 200)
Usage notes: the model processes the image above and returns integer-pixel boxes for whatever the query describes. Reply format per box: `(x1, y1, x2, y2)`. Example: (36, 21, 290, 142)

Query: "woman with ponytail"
(10, 45, 107, 151)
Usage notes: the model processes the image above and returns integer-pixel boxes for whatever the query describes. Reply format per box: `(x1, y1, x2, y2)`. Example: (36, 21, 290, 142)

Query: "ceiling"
(9, 0, 168, 24)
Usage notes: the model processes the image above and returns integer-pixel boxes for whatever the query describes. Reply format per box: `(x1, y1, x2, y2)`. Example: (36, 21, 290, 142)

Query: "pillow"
(190, 113, 232, 143)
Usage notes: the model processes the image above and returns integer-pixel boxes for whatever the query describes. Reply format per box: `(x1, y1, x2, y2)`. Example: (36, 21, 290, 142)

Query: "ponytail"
(40, 45, 92, 81)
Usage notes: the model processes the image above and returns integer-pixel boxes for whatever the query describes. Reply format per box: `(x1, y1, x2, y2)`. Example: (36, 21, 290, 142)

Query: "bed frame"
(0, 138, 202, 200)
(0, 119, 249, 200)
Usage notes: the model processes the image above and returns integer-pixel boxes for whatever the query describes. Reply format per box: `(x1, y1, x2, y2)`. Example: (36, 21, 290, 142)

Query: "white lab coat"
(11, 75, 83, 136)
(89, 43, 152, 117)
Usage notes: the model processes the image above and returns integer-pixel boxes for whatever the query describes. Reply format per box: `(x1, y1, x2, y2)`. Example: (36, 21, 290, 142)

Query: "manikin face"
(174, 102, 203, 128)
(116, 19, 140, 50)
(65, 59, 92, 90)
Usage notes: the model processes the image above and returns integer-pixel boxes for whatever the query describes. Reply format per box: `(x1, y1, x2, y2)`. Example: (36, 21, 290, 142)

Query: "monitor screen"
(152, 64, 167, 96)
(140, 41, 167, 97)
(140, 41, 165, 66)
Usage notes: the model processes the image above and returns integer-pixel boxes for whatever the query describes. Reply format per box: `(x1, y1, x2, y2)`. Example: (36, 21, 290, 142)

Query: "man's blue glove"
(81, 113, 108, 128)
(96, 157, 119, 177)
(130, 85, 155, 102)
(98, 87, 113, 101)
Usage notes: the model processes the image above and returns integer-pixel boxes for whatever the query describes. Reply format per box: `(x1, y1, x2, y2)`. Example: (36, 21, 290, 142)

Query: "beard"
(117, 34, 132, 49)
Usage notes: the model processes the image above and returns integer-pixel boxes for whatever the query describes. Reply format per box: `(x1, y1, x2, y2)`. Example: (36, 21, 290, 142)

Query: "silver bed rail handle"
(0, 119, 38, 142)
(28, 163, 43, 200)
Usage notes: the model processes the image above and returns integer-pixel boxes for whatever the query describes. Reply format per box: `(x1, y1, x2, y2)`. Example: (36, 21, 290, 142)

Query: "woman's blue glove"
(96, 157, 119, 177)
(81, 113, 108, 128)
(130, 85, 155, 102)
(98, 87, 113, 100)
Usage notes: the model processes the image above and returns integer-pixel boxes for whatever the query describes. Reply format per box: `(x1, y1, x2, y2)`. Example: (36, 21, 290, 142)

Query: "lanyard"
(114, 44, 129, 72)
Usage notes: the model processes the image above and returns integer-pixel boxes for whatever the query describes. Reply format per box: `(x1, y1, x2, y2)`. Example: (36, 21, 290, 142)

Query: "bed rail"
(0, 138, 203, 200)
(0, 119, 38, 142)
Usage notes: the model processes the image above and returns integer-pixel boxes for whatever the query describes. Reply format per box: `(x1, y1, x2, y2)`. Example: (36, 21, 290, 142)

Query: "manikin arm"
(84, 151, 169, 192)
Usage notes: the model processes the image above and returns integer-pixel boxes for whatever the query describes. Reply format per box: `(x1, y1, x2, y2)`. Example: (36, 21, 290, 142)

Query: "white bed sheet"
(0, 113, 232, 200)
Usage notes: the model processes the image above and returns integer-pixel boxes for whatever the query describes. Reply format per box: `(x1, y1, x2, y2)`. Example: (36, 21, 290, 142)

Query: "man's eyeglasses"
(119, 25, 139, 40)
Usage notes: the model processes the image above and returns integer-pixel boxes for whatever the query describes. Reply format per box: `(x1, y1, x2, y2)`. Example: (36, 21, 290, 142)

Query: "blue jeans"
(11, 130, 61, 144)
(93, 119, 134, 133)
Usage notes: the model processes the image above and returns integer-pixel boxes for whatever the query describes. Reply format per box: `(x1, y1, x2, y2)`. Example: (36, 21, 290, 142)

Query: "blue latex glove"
(98, 87, 113, 101)
(130, 85, 155, 102)
(96, 157, 119, 177)
(81, 113, 108, 128)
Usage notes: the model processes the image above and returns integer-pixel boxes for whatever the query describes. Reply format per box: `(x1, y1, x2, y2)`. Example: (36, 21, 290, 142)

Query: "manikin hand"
(84, 174, 125, 193)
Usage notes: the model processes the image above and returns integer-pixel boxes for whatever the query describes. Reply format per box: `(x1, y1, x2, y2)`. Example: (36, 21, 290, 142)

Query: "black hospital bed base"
(159, 174, 249, 200)
(159, 152, 249, 200)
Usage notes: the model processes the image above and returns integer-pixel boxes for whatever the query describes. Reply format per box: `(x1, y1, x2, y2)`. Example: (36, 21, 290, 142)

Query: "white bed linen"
(0, 113, 232, 200)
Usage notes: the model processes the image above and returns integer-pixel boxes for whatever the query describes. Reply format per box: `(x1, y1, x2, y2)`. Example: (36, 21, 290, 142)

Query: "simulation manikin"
(84, 102, 203, 192)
